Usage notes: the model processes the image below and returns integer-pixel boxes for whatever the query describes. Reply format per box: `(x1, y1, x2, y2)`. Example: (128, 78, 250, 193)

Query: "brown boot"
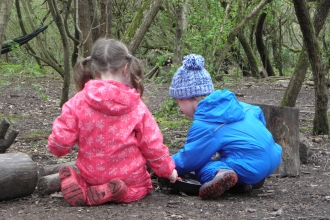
(86, 179, 128, 206)
(199, 169, 238, 200)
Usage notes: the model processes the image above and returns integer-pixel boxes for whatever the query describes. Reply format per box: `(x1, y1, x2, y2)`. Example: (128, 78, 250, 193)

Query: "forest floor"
(1, 71, 330, 220)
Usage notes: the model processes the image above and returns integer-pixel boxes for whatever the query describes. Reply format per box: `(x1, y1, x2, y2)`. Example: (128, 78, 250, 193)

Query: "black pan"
(158, 172, 201, 195)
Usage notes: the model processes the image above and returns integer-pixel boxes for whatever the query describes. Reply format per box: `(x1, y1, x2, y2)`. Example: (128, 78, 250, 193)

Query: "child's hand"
(168, 169, 178, 183)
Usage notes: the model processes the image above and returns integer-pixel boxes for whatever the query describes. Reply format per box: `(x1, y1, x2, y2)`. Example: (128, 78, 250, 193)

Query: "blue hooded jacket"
(172, 90, 282, 184)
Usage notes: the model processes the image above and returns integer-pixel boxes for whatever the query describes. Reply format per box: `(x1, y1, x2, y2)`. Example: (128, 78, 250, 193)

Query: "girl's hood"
(82, 80, 140, 116)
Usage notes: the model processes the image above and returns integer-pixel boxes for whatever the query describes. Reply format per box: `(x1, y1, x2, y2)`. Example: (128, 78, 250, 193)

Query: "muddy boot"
(59, 166, 87, 206)
(199, 169, 238, 200)
(86, 179, 128, 206)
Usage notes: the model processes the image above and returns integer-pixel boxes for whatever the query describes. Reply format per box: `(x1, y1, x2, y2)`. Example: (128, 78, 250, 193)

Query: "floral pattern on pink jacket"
(48, 80, 175, 189)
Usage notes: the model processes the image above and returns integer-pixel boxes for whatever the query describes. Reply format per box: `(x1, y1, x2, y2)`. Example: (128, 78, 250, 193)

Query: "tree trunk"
(14, 0, 42, 67)
(88, 0, 99, 42)
(71, 25, 80, 67)
(238, 31, 259, 77)
(77, 0, 94, 57)
(231, 45, 251, 77)
(0, 153, 38, 201)
(122, 0, 164, 54)
(293, 0, 329, 135)
(18, 1, 66, 79)
(323, 34, 330, 74)
(48, 0, 71, 107)
(281, 0, 330, 107)
(0, 0, 13, 59)
(173, 0, 189, 65)
(255, 12, 275, 77)
(99, 0, 112, 38)
(214, 0, 272, 72)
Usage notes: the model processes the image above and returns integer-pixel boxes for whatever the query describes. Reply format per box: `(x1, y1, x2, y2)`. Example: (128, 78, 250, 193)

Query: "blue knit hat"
(169, 54, 214, 99)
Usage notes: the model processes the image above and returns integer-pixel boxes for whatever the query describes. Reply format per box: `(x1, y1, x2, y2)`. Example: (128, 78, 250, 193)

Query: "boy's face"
(176, 98, 198, 118)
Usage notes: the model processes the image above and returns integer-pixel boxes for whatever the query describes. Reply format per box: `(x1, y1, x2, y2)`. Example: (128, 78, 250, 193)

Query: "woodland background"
(1, 2, 330, 219)
(0, 0, 329, 135)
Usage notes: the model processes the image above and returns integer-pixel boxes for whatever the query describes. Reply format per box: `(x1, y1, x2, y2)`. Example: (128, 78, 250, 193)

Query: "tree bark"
(14, 0, 42, 67)
(99, 0, 112, 38)
(255, 12, 275, 77)
(231, 45, 251, 77)
(293, 0, 329, 135)
(258, 104, 300, 177)
(281, 0, 330, 107)
(37, 173, 61, 196)
(88, 0, 99, 42)
(122, 0, 164, 54)
(0, 0, 13, 59)
(18, 1, 66, 78)
(0, 153, 38, 201)
(271, 17, 283, 76)
(48, 0, 71, 107)
(214, 0, 272, 72)
(77, 0, 94, 57)
(37, 162, 78, 196)
(238, 31, 259, 77)
(173, 0, 189, 65)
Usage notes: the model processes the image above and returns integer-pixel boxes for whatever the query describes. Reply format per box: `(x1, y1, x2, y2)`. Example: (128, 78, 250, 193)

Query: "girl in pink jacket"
(48, 38, 178, 206)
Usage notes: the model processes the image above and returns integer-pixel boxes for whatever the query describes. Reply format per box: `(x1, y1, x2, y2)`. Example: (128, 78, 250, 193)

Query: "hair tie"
(126, 54, 132, 60)
(86, 56, 92, 61)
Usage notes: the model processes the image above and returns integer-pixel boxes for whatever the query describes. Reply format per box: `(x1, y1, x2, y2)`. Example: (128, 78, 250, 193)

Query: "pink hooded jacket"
(48, 80, 175, 201)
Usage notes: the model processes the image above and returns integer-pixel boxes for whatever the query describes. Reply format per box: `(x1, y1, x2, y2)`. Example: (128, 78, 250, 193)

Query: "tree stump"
(0, 153, 38, 201)
(0, 119, 19, 153)
(258, 104, 300, 177)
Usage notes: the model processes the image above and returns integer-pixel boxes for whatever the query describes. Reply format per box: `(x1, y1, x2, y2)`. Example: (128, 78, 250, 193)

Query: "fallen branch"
(145, 66, 159, 79)
(37, 161, 77, 195)
(38, 161, 76, 177)
(37, 173, 61, 195)
(0, 119, 19, 153)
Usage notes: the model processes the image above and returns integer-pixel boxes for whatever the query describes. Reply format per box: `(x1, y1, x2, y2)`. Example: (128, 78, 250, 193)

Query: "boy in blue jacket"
(169, 54, 282, 200)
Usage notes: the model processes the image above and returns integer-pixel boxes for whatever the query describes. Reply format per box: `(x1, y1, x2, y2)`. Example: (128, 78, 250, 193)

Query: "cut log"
(38, 161, 76, 177)
(0, 153, 38, 201)
(37, 161, 77, 195)
(258, 104, 300, 177)
(0, 119, 19, 153)
(37, 173, 61, 196)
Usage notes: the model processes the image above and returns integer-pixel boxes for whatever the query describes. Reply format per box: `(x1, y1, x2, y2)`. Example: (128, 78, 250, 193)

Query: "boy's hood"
(82, 80, 140, 115)
(194, 90, 245, 123)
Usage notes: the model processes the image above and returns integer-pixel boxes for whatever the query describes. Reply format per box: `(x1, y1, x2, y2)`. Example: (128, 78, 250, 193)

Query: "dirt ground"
(1, 72, 330, 220)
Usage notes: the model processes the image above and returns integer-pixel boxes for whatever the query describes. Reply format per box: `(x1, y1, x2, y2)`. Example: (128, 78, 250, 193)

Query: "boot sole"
(199, 172, 238, 200)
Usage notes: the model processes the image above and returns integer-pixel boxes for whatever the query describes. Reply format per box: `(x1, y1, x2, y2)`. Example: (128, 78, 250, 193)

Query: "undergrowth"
(154, 97, 192, 149)
(0, 62, 49, 100)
